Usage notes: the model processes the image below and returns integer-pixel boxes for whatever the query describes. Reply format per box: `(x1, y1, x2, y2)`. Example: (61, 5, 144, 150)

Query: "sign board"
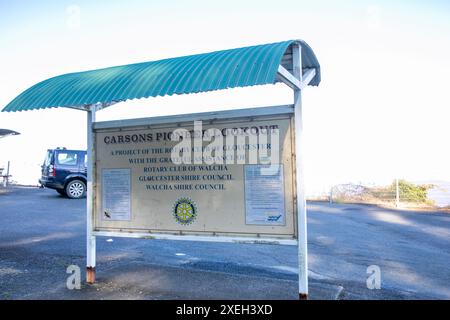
(92, 106, 297, 242)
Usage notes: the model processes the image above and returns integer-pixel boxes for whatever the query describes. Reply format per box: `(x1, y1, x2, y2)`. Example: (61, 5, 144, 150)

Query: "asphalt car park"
(0, 186, 449, 300)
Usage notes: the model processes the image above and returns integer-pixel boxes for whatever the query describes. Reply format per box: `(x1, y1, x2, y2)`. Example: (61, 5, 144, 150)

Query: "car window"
(44, 150, 53, 166)
(56, 152, 78, 166)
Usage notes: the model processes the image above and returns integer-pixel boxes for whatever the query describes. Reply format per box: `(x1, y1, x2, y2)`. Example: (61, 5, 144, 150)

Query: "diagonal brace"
(277, 66, 316, 90)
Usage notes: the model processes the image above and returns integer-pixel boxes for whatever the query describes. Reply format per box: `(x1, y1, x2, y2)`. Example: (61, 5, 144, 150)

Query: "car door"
(79, 151, 87, 177)
(41, 150, 53, 178)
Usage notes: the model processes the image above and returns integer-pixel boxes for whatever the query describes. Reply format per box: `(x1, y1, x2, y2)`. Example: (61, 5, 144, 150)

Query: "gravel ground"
(0, 186, 449, 300)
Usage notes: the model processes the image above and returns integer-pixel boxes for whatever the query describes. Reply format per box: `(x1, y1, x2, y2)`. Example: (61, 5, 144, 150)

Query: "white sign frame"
(91, 105, 297, 245)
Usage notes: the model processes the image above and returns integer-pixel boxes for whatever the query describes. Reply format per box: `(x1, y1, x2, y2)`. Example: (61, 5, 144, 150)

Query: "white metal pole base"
(86, 267, 96, 284)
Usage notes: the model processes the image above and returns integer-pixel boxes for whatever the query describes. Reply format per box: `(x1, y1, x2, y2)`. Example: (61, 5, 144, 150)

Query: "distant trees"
(387, 180, 433, 204)
(330, 180, 434, 206)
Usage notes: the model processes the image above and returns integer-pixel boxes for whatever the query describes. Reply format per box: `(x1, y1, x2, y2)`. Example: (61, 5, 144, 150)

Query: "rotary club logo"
(172, 197, 197, 225)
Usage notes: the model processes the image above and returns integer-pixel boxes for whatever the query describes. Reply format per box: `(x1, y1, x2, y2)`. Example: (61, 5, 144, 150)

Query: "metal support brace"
(277, 65, 316, 90)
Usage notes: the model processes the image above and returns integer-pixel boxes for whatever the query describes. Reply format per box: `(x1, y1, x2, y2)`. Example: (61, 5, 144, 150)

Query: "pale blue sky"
(1, 1, 449, 192)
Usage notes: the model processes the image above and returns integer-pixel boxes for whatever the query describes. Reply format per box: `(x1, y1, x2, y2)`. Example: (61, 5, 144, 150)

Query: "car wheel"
(56, 189, 67, 197)
(65, 180, 86, 199)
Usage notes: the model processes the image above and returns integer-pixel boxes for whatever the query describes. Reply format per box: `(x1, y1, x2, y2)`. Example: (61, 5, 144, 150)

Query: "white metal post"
(86, 106, 96, 283)
(329, 186, 333, 205)
(396, 178, 400, 208)
(293, 43, 309, 299)
(5, 161, 10, 187)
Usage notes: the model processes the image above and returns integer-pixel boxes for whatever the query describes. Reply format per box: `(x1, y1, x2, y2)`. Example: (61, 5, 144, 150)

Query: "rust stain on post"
(299, 293, 308, 300)
(86, 267, 96, 284)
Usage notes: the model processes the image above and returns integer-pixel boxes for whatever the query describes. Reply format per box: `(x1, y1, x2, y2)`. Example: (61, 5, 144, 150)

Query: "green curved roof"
(2, 39, 320, 112)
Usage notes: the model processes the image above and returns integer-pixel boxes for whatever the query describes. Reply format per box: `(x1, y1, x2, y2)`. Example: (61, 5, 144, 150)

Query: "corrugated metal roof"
(2, 39, 320, 112)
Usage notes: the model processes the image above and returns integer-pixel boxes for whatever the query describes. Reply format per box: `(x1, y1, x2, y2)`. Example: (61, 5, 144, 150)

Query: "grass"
(1, 292, 12, 300)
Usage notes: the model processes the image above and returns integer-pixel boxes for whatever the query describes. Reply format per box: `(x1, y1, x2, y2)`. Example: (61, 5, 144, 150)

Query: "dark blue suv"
(39, 148, 87, 199)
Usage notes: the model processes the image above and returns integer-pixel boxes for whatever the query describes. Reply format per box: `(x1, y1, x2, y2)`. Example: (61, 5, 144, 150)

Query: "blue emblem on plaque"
(173, 197, 197, 225)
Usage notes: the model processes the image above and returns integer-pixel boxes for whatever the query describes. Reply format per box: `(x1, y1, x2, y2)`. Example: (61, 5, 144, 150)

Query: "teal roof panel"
(2, 39, 320, 112)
